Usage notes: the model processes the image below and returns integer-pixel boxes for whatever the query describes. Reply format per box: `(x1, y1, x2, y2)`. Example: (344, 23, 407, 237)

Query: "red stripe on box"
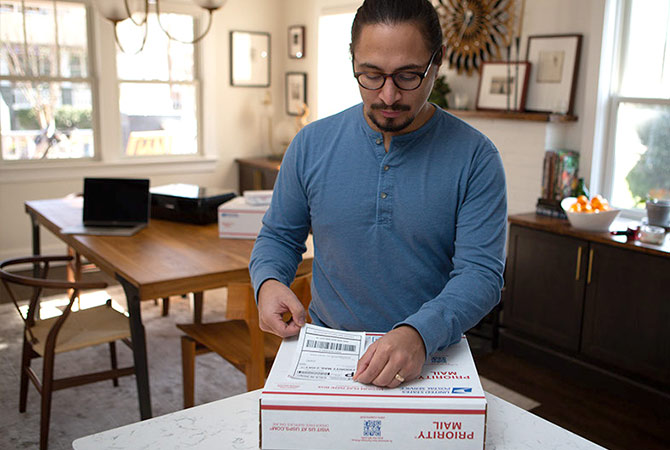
(261, 391, 485, 399)
(261, 405, 486, 414)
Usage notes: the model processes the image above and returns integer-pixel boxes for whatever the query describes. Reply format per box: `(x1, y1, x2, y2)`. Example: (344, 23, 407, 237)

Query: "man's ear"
(436, 44, 446, 69)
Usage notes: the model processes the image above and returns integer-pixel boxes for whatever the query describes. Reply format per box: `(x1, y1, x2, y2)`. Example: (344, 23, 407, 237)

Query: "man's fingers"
(371, 361, 403, 387)
(354, 345, 388, 384)
(285, 295, 306, 327)
(257, 279, 306, 338)
(353, 344, 376, 381)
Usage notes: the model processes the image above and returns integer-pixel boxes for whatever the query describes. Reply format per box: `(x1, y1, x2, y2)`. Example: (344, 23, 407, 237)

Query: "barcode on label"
(305, 339, 356, 352)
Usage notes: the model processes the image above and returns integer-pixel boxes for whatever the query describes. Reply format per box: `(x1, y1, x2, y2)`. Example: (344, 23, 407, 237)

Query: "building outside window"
(604, 0, 670, 212)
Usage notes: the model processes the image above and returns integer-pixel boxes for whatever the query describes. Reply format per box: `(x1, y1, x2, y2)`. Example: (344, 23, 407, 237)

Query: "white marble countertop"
(73, 390, 605, 449)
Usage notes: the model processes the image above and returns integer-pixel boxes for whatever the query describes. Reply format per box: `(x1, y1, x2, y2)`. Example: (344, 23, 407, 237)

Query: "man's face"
(352, 22, 440, 136)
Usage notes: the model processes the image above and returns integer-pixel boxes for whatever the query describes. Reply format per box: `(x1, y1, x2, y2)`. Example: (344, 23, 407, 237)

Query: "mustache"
(371, 102, 410, 111)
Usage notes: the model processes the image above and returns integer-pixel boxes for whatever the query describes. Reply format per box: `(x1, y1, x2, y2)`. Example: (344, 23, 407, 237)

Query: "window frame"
(0, 0, 213, 177)
(600, 0, 670, 218)
(114, 5, 203, 160)
(0, 0, 97, 163)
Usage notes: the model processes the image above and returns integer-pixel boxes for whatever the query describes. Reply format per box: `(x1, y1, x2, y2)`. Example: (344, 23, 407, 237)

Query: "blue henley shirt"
(249, 103, 507, 357)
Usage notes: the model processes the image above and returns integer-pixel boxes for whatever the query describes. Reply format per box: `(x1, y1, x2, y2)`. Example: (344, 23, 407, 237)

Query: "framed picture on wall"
(288, 25, 305, 59)
(286, 72, 307, 115)
(230, 30, 271, 87)
(476, 61, 530, 111)
(525, 34, 582, 114)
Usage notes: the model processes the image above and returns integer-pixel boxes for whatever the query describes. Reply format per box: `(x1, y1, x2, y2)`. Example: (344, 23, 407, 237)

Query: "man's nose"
(378, 77, 401, 105)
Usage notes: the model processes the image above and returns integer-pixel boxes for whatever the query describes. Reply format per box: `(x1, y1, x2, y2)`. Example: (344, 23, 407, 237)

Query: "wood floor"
(471, 342, 670, 450)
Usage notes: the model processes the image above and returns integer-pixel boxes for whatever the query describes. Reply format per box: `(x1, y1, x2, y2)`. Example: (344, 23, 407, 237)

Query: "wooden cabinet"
(236, 157, 281, 193)
(581, 243, 670, 386)
(503, 214, 670, 396)
(505, 226, 588, 352)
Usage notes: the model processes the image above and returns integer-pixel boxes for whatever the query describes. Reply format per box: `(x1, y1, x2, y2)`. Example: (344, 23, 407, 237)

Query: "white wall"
(0, 0, 609, 260)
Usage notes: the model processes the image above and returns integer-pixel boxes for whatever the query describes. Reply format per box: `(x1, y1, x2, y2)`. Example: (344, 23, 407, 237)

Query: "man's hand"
(257, 279, 306, 337)
(353, 325, 426, 387)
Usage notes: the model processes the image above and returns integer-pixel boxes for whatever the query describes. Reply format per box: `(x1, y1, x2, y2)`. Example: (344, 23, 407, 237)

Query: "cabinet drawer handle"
(575, 246, 583, 281)
(587, 248, 594, 284)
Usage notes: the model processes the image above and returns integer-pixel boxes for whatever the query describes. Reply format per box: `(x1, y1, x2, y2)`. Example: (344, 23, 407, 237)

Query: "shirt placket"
(375, 137, 394, 227)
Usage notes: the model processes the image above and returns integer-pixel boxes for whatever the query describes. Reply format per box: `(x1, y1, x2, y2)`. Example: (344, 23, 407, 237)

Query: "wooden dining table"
(24, 196, 313, 421)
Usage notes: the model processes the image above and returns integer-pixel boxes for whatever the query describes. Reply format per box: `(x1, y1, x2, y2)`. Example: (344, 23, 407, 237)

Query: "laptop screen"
(83, 178, 150, 226)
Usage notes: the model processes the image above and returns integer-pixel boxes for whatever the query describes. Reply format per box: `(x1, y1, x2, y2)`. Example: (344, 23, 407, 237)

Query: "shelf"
(446, 109, 578, 123)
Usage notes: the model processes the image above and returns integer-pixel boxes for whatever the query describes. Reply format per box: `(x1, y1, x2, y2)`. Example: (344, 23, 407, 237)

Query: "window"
(115, 12, 200, 157)
(0, 0, 93, 160)
(604, 0, 670, 211)
(317, 10, 360, 119)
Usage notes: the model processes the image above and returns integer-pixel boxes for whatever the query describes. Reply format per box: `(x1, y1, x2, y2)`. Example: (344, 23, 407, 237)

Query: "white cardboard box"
(217, 196, 268, 239)
(260, 335, 486, 449)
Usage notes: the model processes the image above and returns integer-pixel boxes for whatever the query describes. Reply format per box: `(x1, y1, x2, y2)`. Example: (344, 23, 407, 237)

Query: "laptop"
(61, 178, 150, 236)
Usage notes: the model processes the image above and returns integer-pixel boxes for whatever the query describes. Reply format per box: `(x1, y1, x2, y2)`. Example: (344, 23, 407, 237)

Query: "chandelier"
(92, 0, 227, 53)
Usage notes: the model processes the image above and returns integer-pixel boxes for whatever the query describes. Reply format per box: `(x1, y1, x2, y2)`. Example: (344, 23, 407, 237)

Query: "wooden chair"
(177, 272, 312, 408)
(0, 255, 135, 450)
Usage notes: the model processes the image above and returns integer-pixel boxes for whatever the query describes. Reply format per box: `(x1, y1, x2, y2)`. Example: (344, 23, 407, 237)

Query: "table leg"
(192, 292, 203, 324)
(117, 275, 153, 420)
(30, 213, 40, 277)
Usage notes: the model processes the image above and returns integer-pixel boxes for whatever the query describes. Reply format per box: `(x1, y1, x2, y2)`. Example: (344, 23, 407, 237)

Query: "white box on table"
(217, 196, 269, 239)
(260, 334, 486, 449)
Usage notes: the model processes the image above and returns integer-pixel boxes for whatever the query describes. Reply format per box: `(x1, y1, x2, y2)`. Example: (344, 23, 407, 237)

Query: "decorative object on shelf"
(288, 25, 305, 59)
(436, 0, 516, 76)
(645, 199, 670, 228)
(453, 92, 469, 110)
(230, 31, 271, 87)
(428, 75, 452, 109)
(476, 61, 529, 111)
(540, 149, 580, 201)
(525, 34, 582, 115)
(91, 0, 226, 53)
(286, 72, 307, 116)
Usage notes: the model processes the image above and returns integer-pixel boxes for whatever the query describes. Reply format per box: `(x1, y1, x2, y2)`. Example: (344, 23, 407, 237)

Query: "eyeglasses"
(353, 48, 440, 91)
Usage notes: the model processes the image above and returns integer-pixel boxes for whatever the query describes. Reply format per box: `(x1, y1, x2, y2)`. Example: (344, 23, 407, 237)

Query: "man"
(250, 0, 507, 388)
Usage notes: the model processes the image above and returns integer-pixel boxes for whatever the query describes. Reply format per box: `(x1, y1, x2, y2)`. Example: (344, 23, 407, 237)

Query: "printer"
(150, 184, 236, 225)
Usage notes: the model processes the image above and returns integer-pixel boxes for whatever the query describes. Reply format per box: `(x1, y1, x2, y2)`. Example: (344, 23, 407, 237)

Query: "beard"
(367, 102, 414, 133)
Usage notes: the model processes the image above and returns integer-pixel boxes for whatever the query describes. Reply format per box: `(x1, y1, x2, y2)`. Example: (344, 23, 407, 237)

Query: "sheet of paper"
(289, 324, 376, 382)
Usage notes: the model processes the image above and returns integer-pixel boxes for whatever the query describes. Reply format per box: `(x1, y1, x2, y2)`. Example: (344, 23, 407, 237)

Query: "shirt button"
(384, 165, 390, 171)
(380, 192, 388, 199)
(375, 138, 382, 145)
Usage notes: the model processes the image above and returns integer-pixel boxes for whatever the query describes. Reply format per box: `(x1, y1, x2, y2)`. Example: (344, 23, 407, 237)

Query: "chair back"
(0, 255, 107, 350)
(225, 271, 313, 322)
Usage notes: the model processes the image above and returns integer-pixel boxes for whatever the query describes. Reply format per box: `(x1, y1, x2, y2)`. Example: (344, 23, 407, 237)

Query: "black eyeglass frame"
(352, 48, 441, 91)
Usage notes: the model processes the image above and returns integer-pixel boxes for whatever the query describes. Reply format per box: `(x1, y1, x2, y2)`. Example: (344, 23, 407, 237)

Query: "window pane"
(116, 14, 195, 81)
(1, 2, 26, 76)
(0, 80, 94, 160)
(23, 1, 58, 77)
(120, 82, 197, 156)
(620, 0, 670, 98)
(610, 102, 670, 209)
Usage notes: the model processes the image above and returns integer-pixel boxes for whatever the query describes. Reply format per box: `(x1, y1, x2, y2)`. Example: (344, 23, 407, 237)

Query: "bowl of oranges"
(561, 195, 621, 232)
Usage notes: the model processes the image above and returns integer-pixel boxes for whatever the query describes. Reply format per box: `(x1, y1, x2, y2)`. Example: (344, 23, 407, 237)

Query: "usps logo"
(451, 387, 473, 394)
(430, 356, 447, 364)
(363, 420, 382, 437)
